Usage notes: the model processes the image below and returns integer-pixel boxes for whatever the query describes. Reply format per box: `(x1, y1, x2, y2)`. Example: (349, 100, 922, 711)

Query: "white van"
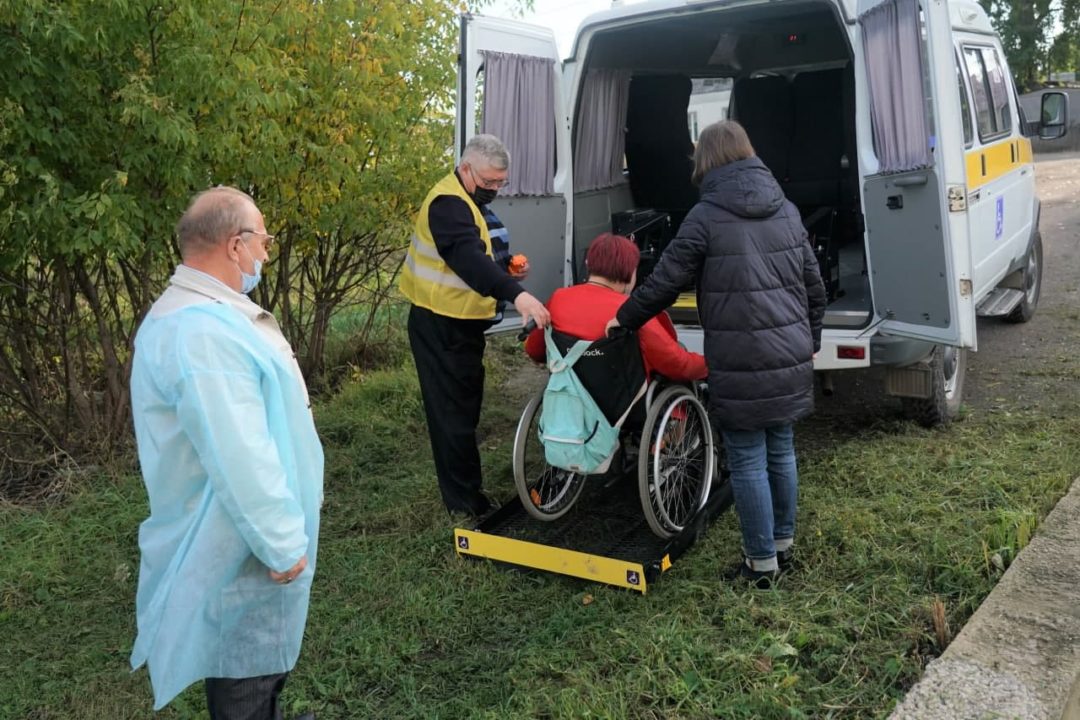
(458, 0, 1070, 424)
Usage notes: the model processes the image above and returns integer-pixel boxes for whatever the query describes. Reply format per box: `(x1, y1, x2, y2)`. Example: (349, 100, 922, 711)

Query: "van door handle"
(894, 174, 928, 187)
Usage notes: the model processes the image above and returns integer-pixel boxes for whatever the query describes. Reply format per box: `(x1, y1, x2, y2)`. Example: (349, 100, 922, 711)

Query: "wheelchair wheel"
(513, 392, 588, 521)
(637, 385, 715, 538)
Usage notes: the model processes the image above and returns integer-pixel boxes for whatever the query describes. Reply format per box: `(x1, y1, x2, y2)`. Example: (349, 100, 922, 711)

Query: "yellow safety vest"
(399, 172, 497, 320)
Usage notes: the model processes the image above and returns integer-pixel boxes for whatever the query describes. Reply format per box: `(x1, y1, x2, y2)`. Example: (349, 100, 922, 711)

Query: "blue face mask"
(237, 241, 262, 295)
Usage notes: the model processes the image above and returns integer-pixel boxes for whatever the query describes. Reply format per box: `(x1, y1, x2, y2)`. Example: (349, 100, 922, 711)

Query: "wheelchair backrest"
(549, 328, 647, 426)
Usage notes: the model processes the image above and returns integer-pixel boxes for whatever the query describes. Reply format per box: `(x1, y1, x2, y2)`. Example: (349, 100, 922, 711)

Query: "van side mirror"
(1039, 92, 1069, 140)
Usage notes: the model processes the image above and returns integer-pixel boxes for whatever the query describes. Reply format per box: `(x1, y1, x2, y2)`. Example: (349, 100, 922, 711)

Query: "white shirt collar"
(169, 264, 267, 321)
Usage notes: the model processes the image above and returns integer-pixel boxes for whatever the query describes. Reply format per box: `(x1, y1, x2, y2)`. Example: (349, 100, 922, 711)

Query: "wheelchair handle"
(517, 318, 538, 342)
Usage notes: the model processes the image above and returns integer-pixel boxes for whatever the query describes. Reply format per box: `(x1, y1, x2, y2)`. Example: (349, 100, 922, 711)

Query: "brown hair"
(691, 120, 756, 185)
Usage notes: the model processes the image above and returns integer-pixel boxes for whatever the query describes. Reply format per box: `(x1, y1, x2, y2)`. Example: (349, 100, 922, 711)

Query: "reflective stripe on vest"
(403, 236, 471, 291)
(399, 172, 497, 320)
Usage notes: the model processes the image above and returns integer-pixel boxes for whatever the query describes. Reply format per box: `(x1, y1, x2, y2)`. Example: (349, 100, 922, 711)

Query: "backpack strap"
(544, 326, 592, 374)
(545, 326, 648, 429)
(613, 378, 649, 429)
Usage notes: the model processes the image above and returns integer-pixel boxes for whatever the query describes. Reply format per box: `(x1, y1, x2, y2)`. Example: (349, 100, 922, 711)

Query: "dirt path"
(888, 154, 1080, 720)
(964, 155, 1080, 416)
(805, 154, 1080, 437)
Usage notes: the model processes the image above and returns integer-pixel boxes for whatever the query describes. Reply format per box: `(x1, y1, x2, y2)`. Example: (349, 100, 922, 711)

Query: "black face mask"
(471, 186, 498, 206)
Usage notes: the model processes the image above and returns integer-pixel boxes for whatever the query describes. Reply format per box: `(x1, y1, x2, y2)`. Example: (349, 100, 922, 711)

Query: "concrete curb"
(890, 476, 1080, 720)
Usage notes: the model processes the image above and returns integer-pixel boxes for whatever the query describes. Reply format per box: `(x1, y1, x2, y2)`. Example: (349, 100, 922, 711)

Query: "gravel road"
(805, 153, 1080, 435)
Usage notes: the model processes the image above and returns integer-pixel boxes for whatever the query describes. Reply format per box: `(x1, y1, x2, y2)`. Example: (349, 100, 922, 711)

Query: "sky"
(483, 0, 647, 57)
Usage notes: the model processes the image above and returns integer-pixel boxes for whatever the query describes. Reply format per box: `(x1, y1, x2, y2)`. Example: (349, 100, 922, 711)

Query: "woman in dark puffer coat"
(610, 120, 826, 586)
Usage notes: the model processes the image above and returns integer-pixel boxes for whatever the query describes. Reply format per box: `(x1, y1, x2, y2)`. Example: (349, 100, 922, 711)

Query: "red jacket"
(524, 283, 707, 382)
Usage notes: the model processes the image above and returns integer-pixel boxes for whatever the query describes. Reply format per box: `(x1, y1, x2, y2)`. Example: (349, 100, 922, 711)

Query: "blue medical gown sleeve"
(174, 329, 308, 573)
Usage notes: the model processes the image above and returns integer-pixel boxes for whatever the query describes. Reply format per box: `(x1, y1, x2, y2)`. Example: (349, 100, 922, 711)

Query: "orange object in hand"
(509, 254, 528, 274)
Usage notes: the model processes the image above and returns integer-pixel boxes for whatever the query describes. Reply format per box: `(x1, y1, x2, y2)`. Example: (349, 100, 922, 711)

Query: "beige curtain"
(480, 50, 556, 196)
(859, 0, 933, 172)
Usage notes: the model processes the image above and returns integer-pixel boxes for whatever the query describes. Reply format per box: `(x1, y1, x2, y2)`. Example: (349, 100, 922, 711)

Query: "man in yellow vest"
(400, 134, 550, 517)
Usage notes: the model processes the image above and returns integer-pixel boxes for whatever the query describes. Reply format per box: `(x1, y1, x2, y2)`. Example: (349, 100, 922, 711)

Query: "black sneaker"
(446, 490, 498, 520)
(465, 490, 500, 517)
(722, 560, 778, 589)
(777, 547, 794, 570)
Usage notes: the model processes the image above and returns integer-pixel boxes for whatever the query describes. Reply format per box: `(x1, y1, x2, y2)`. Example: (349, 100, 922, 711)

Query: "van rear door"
(457, 14, 572, 325)
(859, 0, 976, 348)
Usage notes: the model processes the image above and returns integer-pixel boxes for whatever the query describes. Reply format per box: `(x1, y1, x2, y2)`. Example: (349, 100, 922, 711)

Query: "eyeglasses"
(238, 228, 275, 249)
(469, 166, 509, 190)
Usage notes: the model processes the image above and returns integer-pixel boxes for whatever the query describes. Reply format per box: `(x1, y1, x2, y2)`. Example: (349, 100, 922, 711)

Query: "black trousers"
(408, 304, 490, 513)
(205, 672, 288, 720)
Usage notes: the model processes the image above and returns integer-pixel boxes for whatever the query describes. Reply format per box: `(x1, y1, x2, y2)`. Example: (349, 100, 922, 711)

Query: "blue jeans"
(721, 425, 798, 569)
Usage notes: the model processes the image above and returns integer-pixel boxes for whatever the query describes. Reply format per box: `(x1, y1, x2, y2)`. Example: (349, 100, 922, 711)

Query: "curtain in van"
(574, 69, 631, 192)
(859, 0, 932, 173)
(480, 50, 555, 196)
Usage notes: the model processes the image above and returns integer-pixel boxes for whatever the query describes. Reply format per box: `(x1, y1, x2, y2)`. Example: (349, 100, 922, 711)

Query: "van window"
(962, 45, 1011, 141)
(955, 54, 974, 147)
(687, 77, 732, 145)
(983, 47, 1012, 134)
(474, 68, 486, 136)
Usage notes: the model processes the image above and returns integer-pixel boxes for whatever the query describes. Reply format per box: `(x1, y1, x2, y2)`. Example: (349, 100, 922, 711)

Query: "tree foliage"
(1047, 0, 1080, 79)
(979, 0, 1080, 90)
(0, 0, 482, 485)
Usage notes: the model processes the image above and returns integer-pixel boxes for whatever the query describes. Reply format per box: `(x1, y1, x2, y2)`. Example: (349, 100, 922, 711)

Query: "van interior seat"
(731, 75, 793, 183)
(733, 69, 858, 209)
(624, 74, 700, 223)
(734, 68, 860, 302)
(784, 68, 846, 208)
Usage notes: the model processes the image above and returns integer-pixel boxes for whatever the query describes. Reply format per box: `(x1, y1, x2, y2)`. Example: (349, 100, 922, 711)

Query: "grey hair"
(462, 134, 510, 170)
(175, 186, 256, 258)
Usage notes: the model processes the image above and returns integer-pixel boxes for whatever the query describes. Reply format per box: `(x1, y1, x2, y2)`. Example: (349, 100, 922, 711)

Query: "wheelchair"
(512, 327, 716, 539)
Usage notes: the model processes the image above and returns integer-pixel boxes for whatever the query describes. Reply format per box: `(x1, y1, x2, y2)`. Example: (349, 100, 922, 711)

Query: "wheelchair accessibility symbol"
(626, 570, 640, 586)
(457, 536, 470, 550)
(995, 196, 1004, 240)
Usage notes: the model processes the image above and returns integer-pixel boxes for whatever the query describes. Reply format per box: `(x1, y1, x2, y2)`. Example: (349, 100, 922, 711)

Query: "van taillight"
(837, 346, 866, 360)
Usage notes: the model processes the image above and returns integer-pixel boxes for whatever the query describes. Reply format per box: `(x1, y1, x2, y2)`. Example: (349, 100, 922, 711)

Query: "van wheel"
(901, 346, 966, 427)
(1006, 233, 1042, 324)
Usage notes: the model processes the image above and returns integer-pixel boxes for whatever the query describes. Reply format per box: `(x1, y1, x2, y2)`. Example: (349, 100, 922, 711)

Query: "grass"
(321, 302, 411, 379)
(2, 336, 1079, 719)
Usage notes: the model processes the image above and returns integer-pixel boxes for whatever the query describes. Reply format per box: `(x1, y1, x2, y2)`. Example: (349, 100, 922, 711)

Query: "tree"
(0, 0, 482, 488)
(1047, 0, 1080, 78)
(979, 0, 1080, 90)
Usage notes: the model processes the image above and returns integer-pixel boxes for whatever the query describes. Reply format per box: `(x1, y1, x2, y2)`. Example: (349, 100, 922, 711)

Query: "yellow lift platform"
(454, 480, 733, 594)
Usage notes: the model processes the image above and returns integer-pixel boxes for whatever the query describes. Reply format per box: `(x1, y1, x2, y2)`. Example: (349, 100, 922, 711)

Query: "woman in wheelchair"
(523, 232, 706, 382)
(514, 233, 714, 539)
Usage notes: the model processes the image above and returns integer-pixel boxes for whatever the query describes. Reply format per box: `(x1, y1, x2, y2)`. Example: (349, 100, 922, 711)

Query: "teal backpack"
(539, 327, 645, 474)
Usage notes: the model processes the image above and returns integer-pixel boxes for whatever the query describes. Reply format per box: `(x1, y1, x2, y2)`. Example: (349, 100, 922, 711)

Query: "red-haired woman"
(524, 233, 706, 382)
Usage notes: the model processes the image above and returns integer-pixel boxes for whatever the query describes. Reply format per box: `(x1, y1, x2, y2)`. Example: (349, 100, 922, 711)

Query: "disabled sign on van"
(996, 196, 1004, 240)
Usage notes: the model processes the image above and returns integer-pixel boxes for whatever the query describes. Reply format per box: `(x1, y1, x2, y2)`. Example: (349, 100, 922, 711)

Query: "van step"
(976, 288, 1024, 317)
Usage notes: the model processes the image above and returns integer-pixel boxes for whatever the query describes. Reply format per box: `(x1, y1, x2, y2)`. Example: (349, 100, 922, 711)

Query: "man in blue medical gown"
(129, 186, 322, 719)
